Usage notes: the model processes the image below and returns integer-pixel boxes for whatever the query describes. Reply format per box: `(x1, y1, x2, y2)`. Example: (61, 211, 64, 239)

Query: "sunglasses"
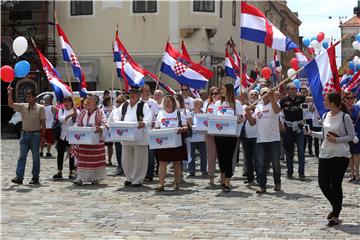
(290, 87, 296, 90)
(181, 89, 189, 92)
(211, 92, 219, 96)
(344, 97, 354, 100)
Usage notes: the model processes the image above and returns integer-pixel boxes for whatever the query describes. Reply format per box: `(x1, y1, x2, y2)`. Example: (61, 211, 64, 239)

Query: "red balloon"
(307, 48, 315, 55)
(317, 32, 325, 42)
(0, 65, 15, 83)
(290, 58, 299, 71)
(261, 67, 272, 80)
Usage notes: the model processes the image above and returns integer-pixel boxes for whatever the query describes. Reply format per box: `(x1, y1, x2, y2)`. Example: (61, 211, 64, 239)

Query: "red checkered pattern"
(173, 61, 187, 76)
(323, 79, 335, 96)
(44, 67, 54, 81)
(70, 53, 80, 67)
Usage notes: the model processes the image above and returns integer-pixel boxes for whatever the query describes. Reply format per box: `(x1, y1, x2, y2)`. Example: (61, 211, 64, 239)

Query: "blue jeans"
(146, 148, 156, 178)
(243, 137, 257, 181)
(16, 131, 41, 180)
(189, 142, 207, 175)
(284, 125, 305, 176)
(256, 141, 281, 188)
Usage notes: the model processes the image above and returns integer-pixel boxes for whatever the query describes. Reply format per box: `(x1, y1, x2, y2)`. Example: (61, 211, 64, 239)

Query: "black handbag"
(177, 110, 192, 138)
(52, 110, 63, 140)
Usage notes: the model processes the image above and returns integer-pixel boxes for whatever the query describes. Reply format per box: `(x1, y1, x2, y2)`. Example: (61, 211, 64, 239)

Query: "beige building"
(53, 0, 301, 91)
(340, 14, 360, 69)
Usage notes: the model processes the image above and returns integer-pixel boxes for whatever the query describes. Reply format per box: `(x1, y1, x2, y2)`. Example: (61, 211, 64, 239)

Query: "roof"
(340, 15, 360, 27)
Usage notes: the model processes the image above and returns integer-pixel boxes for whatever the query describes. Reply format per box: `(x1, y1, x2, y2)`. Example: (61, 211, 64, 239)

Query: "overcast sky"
(287, 0, 358, 65)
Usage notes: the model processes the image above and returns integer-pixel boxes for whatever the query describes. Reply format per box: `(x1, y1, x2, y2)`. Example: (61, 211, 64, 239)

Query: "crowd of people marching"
(7, 80, 360, 226)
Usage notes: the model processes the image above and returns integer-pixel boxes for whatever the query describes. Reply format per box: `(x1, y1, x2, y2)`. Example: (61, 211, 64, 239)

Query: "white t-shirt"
(243, 104, 257, 138)
(213, 100, 244, 116)
(184, 96, 194, 111)
(202, 101, 216, 114)
(142, 98, 159, 122)
(44, 105, 54, 129)
(254, 102, 280, 143)
(155, 110, 187, 129)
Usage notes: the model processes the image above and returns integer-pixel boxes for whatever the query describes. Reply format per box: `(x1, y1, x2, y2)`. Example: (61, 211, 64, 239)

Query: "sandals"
(155, 185, 165, 192)
(53, 172, 63, 179)
(327, 219, 340, 227)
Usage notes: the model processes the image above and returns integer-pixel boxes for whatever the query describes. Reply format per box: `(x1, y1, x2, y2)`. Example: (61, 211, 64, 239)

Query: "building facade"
(54, 0, 301, 91)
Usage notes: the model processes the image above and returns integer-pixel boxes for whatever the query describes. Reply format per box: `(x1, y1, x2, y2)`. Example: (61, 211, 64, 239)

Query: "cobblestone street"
(1, 138, 359, 239)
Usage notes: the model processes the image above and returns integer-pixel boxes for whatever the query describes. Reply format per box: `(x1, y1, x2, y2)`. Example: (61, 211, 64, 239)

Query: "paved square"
(1, 138, 359, 239)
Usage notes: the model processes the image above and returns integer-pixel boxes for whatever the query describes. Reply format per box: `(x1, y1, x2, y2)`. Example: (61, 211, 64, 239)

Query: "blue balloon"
(302, 38, 310, 47)
(254, 86, 260, 92)
(356, 64, 360, 71)
(356, 33, 360, 42)
(322, 41, 329, 49)
(311, 36, 317, 42)
(349, 61, 355, 70)
(292, 79, 301, 89)
(14, 60, 30, 78)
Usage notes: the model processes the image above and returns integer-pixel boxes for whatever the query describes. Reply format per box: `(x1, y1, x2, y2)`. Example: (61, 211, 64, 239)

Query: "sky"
(287, 0, 358, 65)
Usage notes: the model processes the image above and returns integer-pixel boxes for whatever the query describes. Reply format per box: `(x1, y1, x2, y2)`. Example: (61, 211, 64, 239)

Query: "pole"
(249, 65, 305, 108)
(249, 33, 352, 108)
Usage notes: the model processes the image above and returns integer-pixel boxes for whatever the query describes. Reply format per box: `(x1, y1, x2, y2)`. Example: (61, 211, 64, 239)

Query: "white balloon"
(287, 68, 297, 80)
(352, 41, 360, 50)
(354, 56, 360, 65)
(324, 37, 331, 43)
(310, 40, 319, 49)
(12, 36, 28, 57)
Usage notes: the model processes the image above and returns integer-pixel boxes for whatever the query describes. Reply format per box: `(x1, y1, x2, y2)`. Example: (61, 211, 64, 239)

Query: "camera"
(300, 103, 309, 110)
(304, 124, 310, 132)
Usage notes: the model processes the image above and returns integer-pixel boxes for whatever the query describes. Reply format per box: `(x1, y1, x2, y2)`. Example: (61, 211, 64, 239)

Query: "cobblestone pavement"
(1, 138, 360, 239)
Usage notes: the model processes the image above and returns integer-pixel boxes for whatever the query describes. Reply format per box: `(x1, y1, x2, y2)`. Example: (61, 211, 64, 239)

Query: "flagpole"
(54, 11, 73, 93)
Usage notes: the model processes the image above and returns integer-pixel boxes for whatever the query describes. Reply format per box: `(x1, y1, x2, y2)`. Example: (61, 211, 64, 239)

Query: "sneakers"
(46, 152, 52, 158)
(72, 179, 83, 186)
(124, 180, 132, 186)
(53, 172, 63, 180)
(274, 184, 281, 192)
(91, 179, 100, 185)
(29, 178, 40, 185)
(11, 177, 23, 185)
(256, 187, 266, 194)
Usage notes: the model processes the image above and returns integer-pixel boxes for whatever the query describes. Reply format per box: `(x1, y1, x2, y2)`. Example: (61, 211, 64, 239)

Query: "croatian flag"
(56, 23, 87, 97)
(240, 2, 298, 52)
(160, 42, 213, 89)
(273, 50, 282, 72)
(181, 40, 191, 61)
(294, 48, 310, 64)
(224, 50, 241, 91)
(35, 47, 72, 102)
(345, 71, 360, 92)
(114, 31, 147, 89)
(304, 44, 340, 116)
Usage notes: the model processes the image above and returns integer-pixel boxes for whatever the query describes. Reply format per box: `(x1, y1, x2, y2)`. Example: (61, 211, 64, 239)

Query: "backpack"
(121, 101, 145, 121)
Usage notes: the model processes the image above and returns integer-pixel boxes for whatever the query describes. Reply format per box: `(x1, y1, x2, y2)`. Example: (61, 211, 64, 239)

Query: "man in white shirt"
(141, 84, 159, 181)
(180, 84, 194, 111)
(245, 87, 282, 193)
(109, 87, 152, 186)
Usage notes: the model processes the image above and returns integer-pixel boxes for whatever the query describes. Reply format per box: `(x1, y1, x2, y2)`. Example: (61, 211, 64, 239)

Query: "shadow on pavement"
(116, 185, 153, 192)
(153, 188, 197, 196)
(335, 224, 360, 235)
(65, 183, 109, 190)
(215, 190, 252, 198)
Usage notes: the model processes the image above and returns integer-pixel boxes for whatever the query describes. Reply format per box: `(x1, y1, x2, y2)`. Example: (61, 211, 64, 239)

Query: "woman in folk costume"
(72, 94, 107, 186)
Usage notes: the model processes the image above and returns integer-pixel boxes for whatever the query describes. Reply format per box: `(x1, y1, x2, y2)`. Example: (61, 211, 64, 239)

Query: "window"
(219, 0, 223, 18)
(9, 11, 32, 21)
(193, 0, 215, 12)
(257, 46, 260, 59)
(232, 1, 236, 26)
(133, 0, 157, 13)
(71, 0, 93, 16)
